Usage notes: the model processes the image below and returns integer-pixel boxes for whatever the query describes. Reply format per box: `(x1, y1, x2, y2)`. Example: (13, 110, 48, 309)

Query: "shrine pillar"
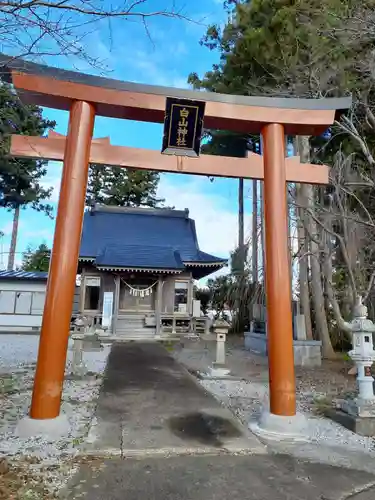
(262, 123, 296, 416)
(18, 101, 95, 435)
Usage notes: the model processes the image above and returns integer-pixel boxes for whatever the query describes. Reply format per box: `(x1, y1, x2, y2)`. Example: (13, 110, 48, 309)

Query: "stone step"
(116, 330, 149, 333)
(116, 328, 154, 331)
(118, 316, 146, 319)
(117, 314, 153, 319)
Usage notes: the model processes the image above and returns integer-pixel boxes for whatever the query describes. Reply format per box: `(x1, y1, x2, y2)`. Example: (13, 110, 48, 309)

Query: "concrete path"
(65, 454, 375, 499)
(65, 343, 375, 499)
(83, 342, 263, 456)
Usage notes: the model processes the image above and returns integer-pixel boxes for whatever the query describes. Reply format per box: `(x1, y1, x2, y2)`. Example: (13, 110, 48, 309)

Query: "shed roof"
(0, 270, 48, 281)
(79, 206, 226, 278)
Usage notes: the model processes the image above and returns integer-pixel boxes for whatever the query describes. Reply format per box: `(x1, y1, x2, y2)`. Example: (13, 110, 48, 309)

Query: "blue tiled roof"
(0, 270, 48, 281)
(95, 244, 185, 270)
(79, 207, 226, 272)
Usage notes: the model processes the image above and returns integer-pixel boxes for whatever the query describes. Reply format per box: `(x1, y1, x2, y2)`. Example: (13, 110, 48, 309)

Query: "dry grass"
(0, 456, 105, 500)
(0, 460, 55, 500)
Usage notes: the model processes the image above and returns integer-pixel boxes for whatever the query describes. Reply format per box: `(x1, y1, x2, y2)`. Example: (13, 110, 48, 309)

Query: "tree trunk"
(307, 195, 336, 358)
(296, 185, 313, 339)
(252, 180, 258, 282)
(298, 136, 336, 359)
(7, 205, 20, 271)
(260, 181, 265, 283)
(320, 215, 352, 339)
(288, 184, 294, 300)
(293, 137, 313, 339)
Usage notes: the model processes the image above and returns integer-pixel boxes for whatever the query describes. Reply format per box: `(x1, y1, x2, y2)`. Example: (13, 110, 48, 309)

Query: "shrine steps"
(115, 313, 156, 340)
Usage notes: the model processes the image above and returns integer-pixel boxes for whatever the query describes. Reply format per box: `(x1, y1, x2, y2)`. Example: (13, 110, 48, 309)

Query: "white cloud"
(41, 161, 63, 203)
(23, 229, 53, 241)
(0, 219, 52, 270)
(128, 49, 190, 88)
(197, 265, 230, 287)
(174, 41, 188, 57)
(0, 237, 23, 271)
(1, 220, 19, 236)
(158, 175, 239, 258)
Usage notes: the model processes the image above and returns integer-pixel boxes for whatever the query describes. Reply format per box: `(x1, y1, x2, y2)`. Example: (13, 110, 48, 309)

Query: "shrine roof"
(79, 206, 226, 278)
(0, 270, 48, 281)
(95, 244, 185, 272)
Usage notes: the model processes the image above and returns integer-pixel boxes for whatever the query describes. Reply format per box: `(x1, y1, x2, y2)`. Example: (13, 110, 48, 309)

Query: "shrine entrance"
(1, 55, 351, 428)
(120, 278, 156, 313)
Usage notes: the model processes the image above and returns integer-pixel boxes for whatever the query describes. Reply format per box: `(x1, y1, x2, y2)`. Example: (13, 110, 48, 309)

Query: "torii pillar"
(262, 124, 295, 416)
(17, 101, 96, 436)
(1, 55, 350, 439)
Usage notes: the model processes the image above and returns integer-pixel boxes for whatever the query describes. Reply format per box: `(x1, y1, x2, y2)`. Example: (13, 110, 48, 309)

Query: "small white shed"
(0, 270, 48, 332)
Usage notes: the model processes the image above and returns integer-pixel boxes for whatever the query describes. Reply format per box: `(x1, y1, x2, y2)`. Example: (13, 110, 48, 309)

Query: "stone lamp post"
(207, 318, 231, 378)
(345, 298, 375, 403)
(335, 297, 375, 435)
(71, 334, 87, 377)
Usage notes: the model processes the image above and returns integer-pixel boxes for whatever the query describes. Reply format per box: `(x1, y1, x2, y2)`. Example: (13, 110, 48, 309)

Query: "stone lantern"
(207, 317, 231, 377)
(338, 297, 375, 432)
(346, 298, 375, 402)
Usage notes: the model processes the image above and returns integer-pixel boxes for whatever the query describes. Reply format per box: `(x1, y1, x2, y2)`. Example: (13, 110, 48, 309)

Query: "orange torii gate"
(12, 130, 329, 184)
(1, 55, 351, 436)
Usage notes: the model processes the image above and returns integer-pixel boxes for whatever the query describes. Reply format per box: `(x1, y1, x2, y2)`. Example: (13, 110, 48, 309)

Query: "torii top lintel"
(0, 55, 351, 136)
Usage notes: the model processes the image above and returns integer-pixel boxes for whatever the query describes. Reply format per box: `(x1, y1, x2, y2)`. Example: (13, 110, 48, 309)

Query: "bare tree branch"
(0, 0, 198, 68)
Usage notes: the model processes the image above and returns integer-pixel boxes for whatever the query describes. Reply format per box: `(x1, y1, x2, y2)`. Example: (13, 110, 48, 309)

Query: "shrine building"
(77, 205, 226, 339)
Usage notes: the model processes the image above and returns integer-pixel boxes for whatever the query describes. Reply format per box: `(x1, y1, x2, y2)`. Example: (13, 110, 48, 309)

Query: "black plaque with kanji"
(161, 97, 205, 157)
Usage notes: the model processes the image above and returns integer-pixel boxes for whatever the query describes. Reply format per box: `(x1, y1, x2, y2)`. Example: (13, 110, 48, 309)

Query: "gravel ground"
(173, 337, 375, 454)
(1, 335, 373, 496)
(0, 335, 111, 497)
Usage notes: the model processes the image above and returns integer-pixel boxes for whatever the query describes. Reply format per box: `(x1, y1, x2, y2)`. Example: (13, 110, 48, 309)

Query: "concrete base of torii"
(16, 414, 70, 439)
(249, 409, 309, 442)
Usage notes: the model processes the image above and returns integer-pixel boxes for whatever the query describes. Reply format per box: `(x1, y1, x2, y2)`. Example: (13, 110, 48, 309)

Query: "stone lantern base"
(328, 398, 375, 437)
(341, 397, 375, 418)
(206, 362, 231, 378)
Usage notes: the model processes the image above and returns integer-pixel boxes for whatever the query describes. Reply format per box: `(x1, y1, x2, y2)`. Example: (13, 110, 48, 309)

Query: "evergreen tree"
(0, 81, 56, 270)
(189, 0, 367, 99)
(194, 287, 211, 314)
(188, 0, 375, 352)
(21, 243, 51, 272)
(86, 165, 165, 208)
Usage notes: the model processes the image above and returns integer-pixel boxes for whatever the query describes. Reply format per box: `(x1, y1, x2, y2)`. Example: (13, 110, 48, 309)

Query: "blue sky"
(0, 0, 254, 272)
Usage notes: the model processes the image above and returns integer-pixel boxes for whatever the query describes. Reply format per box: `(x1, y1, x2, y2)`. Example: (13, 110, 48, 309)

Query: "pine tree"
(86, 165, 165, 208)
(189, 0, 371, 99)
(0, 81, 56, 270)
(21, 243, 51, 272)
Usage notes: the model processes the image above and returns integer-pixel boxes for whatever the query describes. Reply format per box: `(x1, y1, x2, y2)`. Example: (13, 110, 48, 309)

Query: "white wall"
(0, 280, 81, 332)
(0, 280, 46, 332)
(0, 314, 44, 331)
(0, 281, 46, 292)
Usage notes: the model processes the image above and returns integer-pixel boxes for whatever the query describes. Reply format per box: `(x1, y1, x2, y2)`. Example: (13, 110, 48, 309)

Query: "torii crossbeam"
(0, 54, 351, 437)
(11, 130, 329, 184)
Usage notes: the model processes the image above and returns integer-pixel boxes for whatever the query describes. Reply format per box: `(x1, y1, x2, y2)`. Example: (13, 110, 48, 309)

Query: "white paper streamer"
(120, 279, 158, 299)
